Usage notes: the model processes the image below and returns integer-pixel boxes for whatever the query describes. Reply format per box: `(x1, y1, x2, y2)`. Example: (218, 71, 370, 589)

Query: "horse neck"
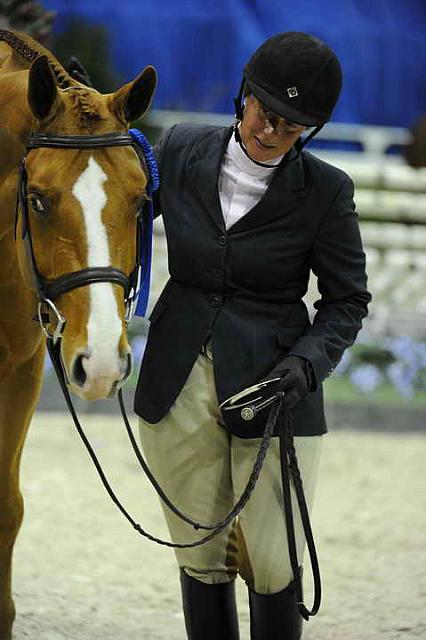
(0, 29, 75, 149)
(0, 32, 42, 154)
(0, 66, 33, 182)
(0, 65, 32, 245)
(0, 29, 72, 88)
(1, 71, 33, 138)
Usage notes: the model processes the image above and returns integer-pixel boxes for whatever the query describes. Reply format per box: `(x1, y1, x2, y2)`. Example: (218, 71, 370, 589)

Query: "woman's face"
(239, 94, 307, 162)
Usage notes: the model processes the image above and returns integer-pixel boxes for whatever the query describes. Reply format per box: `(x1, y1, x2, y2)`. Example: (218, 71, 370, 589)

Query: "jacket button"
(218, 235, 227, 246)
(211, 295, 222, 307)
(212, 267, 222, 278)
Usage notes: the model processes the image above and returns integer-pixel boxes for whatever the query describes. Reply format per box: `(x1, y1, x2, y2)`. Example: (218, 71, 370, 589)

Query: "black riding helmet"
(234, 32, 342, 148)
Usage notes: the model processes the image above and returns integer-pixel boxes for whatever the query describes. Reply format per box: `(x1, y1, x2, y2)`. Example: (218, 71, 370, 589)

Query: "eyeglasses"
(250, 97, 306, 136)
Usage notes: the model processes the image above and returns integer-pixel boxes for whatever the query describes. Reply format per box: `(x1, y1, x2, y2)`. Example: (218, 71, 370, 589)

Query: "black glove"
(266, 355, 313, 411)
(66, 56, 93, 87)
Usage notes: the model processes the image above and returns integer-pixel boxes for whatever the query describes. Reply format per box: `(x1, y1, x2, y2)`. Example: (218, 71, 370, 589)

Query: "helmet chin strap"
(233, 80, 285, 168)
(233, 77, 245, 121)
(233, 124, 289, 169)
(297, 124, 324, 150)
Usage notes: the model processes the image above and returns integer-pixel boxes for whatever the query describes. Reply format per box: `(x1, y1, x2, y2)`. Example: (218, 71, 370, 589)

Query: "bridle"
(16, 131, 149, 344)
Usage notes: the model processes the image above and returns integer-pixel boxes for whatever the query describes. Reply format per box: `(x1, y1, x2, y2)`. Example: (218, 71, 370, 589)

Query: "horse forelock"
(65, 88, 103, 128)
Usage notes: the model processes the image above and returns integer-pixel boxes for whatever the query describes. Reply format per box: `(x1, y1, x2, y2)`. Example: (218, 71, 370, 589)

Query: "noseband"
(16, 131, 150, 343)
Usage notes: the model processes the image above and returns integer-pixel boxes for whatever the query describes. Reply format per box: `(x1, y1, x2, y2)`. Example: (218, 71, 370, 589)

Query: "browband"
(27, 132, 135, 149)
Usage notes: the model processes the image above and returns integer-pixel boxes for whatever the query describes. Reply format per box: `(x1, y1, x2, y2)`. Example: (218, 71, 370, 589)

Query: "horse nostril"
(70, 350, 131, 391)
(72, 354, 87, 387)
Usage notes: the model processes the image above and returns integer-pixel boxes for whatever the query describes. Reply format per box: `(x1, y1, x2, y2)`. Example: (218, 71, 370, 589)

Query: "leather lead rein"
(46, 336, 321, 618)
(47, 339, 277, 546)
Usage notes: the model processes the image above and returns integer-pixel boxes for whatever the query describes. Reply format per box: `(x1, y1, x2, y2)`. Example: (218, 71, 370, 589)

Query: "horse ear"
(110, 65, 157, 123)
(28, 55, 58, 120)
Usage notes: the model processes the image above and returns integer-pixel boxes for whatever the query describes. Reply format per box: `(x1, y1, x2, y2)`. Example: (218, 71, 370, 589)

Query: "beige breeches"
(138, 350, 322, 595)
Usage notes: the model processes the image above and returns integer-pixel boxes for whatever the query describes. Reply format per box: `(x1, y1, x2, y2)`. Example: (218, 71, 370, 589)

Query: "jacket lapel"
(186, 128, 308, 234)
(228, 148, 307, 235)
(186, 126, 233, 231)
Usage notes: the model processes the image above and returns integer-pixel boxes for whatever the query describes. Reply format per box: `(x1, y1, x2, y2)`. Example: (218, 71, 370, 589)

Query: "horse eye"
(30, 194, 47, 214)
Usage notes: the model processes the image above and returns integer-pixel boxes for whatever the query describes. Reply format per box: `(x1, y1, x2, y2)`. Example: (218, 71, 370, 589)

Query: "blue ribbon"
(128, 128, 159, 317)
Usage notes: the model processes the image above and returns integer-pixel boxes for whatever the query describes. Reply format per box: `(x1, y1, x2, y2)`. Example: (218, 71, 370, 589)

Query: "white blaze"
(72, 156, 122, 379)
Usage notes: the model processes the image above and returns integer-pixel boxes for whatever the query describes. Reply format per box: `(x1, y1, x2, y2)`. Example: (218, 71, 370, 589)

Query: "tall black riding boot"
(248, 580, 303, 640)
(180, 569, 240, 639)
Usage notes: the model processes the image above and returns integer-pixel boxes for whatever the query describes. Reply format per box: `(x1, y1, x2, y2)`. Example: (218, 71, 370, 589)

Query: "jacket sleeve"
(288, 176, 371, 387)
(152, 125, 176, 217)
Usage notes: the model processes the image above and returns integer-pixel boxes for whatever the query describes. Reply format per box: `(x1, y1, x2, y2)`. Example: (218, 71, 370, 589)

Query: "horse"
(0, 29, 156, 639)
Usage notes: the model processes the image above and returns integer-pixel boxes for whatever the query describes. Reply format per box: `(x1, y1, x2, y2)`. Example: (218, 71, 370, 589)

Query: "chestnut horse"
(0, 30, 156, 638)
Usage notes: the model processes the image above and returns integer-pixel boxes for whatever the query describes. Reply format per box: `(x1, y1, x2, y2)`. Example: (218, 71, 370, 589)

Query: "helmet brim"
(246, 79, 323, 128)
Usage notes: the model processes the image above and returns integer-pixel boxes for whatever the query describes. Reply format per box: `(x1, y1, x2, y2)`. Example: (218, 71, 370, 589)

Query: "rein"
(47, 336, 320, 618)
(17, 128, 321, 620)
(47, 335, 320, 619)
(47, 338, 278, 546)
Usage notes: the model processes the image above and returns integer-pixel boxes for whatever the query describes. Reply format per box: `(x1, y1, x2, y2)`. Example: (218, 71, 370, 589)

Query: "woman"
(134, 31, 371, 639)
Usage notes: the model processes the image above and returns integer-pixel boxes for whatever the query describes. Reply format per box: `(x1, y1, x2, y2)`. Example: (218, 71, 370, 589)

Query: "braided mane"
(0, 29, 103, 127)
(0, 29, 72, 89)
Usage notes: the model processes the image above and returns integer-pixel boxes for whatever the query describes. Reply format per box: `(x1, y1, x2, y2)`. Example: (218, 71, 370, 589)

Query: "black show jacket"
(134, 124, 371, 437)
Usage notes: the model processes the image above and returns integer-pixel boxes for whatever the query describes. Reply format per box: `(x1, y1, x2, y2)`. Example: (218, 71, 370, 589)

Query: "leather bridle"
(16, 131, 148, 343)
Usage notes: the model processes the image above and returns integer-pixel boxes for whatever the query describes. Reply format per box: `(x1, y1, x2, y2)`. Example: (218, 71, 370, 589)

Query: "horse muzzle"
(67, 347, 132, 400)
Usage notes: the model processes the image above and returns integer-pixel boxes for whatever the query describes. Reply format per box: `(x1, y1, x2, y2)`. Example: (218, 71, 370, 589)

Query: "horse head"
(15, 55, 157, 400)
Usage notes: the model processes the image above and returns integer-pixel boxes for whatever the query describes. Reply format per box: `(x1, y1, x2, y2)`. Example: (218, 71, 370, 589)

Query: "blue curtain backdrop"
(41, 0, 426, 127)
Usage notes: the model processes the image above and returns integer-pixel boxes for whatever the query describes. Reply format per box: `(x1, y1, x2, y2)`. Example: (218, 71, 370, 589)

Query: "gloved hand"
(266, 355, 313, 411)
(66, 56, 93, 87)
